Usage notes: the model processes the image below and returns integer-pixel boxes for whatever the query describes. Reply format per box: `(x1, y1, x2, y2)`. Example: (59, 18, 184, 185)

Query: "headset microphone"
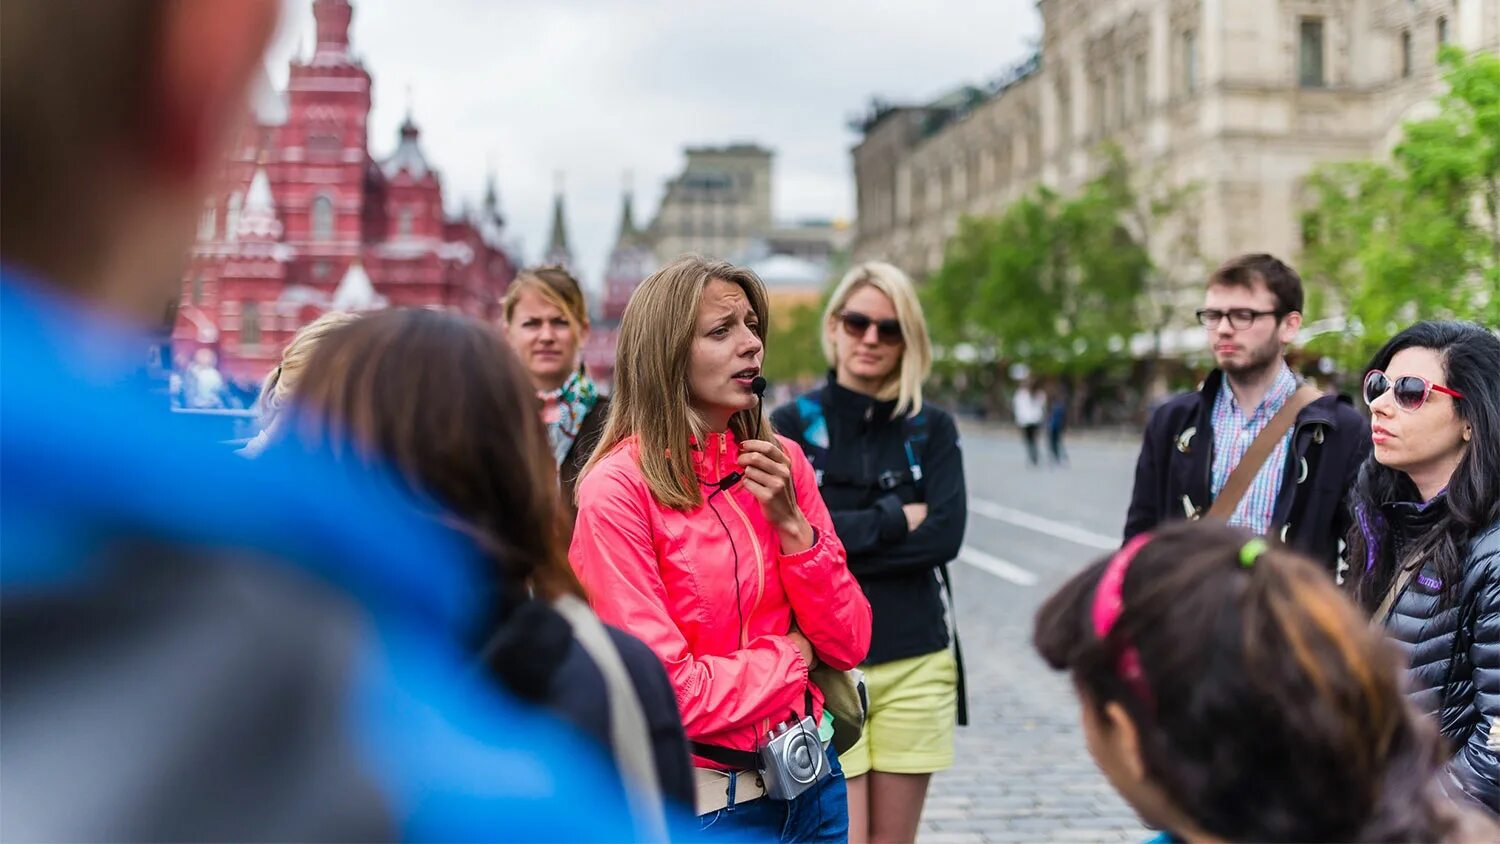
(751, 376, 767, 398)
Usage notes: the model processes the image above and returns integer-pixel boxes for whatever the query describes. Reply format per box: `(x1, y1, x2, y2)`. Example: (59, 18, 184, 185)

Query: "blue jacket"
(0, 271, 639, 841)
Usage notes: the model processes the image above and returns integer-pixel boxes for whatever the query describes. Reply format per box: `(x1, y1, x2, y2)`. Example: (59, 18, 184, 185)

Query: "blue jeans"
(697, 745, 848, 843)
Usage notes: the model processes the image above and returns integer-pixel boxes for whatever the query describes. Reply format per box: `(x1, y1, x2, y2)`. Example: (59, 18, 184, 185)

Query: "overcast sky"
(267, 0, 1040, 290)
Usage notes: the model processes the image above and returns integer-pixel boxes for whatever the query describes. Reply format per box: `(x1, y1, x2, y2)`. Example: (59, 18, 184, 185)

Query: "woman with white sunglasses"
(1346, 320, 1500, 815)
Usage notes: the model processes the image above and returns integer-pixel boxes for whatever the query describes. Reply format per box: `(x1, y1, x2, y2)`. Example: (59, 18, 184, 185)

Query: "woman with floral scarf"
(502, 266, 609, 514)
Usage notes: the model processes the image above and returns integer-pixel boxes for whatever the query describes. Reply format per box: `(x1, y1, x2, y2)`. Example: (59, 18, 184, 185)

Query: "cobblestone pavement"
(917, 426, 1149, 844)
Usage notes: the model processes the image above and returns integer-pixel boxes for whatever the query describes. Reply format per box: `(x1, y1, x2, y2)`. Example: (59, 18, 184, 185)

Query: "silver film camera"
(759, 716, 831, 801)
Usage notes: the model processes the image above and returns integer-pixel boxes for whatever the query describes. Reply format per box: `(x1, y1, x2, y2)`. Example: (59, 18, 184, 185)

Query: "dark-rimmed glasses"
(1363, 369, 1464, 412)
(1195, 308, 1283, 330)
(839, 310, 903, 346)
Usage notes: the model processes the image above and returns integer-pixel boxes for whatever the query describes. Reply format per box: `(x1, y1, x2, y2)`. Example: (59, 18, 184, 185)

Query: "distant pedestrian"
(1034, 521, 1500, 843)
(184, 347, 227, 409)
(773, 260, 967, 844)
(502, 265, 607, 514)
(1046, 383, 1068, 466)
(1346, 320, 1500, 815)
(1123, 253, 1369, 573)
(1013, 379, 1046, 466)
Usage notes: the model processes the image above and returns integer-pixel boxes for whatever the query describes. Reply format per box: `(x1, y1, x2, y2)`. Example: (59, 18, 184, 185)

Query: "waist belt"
(693, 767, 767, 815)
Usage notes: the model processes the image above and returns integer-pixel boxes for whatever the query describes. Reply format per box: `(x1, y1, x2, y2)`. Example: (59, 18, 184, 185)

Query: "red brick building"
(174, 0, 516, 383)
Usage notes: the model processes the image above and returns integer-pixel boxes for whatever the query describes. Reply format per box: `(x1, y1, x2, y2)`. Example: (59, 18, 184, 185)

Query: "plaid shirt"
(1210, 363, 1299, 535)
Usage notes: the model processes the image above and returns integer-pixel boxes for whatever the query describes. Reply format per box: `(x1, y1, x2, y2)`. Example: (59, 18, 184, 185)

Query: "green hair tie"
(1240, 538, 1269, 568)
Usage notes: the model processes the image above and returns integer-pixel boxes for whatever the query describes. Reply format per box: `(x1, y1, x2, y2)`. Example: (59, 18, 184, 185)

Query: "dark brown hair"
(1, 0, 161, 283)
(1207, 253, 1304, 316)
(1034, 521, 1473, 842)
(281, 308, 583, 604)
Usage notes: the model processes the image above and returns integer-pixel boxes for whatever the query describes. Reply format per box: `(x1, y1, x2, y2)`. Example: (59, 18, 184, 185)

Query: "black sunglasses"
(838, 310, 903, 345)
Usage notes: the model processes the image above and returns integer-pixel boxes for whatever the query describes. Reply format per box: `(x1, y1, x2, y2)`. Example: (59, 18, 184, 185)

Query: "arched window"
(241, 302, 261, 347)
(225, 191, 243, 242)
(311, 194, 335, 241)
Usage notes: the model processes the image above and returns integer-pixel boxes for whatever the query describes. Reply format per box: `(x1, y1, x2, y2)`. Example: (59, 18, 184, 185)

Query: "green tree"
(1302, 48, 1500, 371)
(924, 151, 1151, 377)
(764, 297, 827, 384)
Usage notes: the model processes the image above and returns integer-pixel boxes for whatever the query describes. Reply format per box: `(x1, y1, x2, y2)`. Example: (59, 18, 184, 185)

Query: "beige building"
(853, 0, 1499, 318)
(646, 144, 774, 263)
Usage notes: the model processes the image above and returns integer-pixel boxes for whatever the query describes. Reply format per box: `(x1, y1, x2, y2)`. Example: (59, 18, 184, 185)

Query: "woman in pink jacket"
(571, 255, 872, 841)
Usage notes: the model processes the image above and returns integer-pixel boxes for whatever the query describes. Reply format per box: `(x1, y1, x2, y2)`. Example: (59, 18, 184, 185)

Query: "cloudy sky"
(267, 0, 1040, 290)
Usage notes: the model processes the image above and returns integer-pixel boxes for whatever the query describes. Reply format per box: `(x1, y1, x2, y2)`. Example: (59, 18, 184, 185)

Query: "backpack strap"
(552, 596, 669, 842)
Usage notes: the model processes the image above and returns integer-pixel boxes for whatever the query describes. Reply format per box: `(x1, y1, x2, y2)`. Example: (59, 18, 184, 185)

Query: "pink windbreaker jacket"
(569, 430, 872, 766)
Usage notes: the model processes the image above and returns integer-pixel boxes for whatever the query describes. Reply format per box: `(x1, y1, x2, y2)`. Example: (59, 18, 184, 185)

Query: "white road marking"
(957, 545, 1038, 586)
(969, 497, 1119, 550)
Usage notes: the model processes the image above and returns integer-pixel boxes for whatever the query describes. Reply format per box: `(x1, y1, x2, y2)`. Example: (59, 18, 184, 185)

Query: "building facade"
(645, 144, 775, 263)
(853, 0, 1499, 305)
(174, 0, 517, 383)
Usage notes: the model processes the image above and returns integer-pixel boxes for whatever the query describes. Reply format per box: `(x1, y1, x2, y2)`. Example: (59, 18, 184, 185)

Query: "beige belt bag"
(693, 767, 767, 815)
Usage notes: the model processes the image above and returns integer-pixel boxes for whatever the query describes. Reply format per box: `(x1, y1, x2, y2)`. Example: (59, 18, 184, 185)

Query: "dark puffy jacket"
(1124, 369, 1369, 572)
(1378, 500, 1500, 813)
(771, 376, 967, 666)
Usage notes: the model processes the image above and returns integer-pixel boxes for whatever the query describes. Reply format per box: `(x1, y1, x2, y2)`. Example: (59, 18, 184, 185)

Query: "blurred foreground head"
(1033, 521, 1495, 843)
(0, 0, 279, 322)
(278, 308, 584, 605)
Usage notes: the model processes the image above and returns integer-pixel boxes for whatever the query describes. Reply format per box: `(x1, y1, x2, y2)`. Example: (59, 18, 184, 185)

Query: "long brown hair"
(1034, 521, 1480, 842)
(281, 308, 583, 602)
(581, 254, 771, 511)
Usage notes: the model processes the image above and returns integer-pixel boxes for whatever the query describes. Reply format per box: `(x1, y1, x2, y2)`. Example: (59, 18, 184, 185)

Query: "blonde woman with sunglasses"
(771, 261, 967, 844)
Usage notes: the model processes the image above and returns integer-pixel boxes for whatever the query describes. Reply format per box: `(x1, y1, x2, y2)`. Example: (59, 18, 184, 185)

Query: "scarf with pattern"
(538, 368, 600, 466)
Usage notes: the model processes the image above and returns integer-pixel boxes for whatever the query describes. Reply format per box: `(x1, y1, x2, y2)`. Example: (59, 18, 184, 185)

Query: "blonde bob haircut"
(502, 264, 590, 337)
(257, 309, 362, 425)
(822, 260, 932, 418)
(582, 254, 772, 511)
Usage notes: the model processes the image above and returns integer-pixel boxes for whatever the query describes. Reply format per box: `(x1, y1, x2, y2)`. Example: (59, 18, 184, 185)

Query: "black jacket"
(480, 599, 694, 810)
(772, 377, 967, 666)
(1377, 499, 1500, 813)
(1124, 369, 1370, 571)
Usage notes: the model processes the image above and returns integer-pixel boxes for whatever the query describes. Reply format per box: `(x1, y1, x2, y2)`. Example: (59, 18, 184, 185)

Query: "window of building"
(191, 275, 204, 305)
(225, 191, 242, 242)
(398, 207, 414, 236)
(312, 260, 330, 280)
(1401, 29, 1413, 77)
(1437, 15, 1449, 46)
(199, 204, 217, 241)
(241, 301, 261, 347)
(1115, 64, 1129, 124)
(1299, 18, 1326, 88)
(1182, 30, 1198, 95)
(1135, 53, 1149, 115)
(311, 194, 335, 240)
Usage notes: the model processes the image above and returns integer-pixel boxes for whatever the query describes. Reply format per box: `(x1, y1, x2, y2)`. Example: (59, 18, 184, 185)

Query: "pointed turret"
(543, 174, 573, 269)
(331, 260, 387, 311)
(381, 112, 432, 180)
(236, 166, 283, 241)
(312, 0, 353, 58)
(613, 173, 639, 249)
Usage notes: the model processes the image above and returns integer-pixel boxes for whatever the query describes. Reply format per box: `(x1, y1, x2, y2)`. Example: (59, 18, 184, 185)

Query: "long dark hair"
(1347, 320, 1500, 611)
(1034, 522, 1468, 842)
(280, 308, 584, 605)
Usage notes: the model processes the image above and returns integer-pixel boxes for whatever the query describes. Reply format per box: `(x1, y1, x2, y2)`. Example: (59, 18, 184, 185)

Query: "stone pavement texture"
(916, 426, 1149, 844)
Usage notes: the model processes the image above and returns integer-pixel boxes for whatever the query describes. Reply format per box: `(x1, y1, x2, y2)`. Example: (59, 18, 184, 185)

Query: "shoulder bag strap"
(1374, 559, 1424, 625)
(552, 596, 668, 842)
(1206, 385, 1322, 521)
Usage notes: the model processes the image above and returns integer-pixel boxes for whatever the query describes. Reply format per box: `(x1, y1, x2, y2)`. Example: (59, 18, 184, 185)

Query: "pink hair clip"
(1092, 533, 1155, 705)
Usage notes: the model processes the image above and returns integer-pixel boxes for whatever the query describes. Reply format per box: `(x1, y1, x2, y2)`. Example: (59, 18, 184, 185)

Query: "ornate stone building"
(646, 144, 775, 263)
(175, 0, 517, 383)
(853, 0, 1499, 303)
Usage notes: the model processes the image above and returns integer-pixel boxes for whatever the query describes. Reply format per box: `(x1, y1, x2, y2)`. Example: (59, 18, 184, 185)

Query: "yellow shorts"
(837, 648, 957, 778)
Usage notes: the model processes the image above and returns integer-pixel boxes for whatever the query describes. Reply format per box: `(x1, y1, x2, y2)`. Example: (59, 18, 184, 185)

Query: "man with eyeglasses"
(1123, 254, 1369, 574)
